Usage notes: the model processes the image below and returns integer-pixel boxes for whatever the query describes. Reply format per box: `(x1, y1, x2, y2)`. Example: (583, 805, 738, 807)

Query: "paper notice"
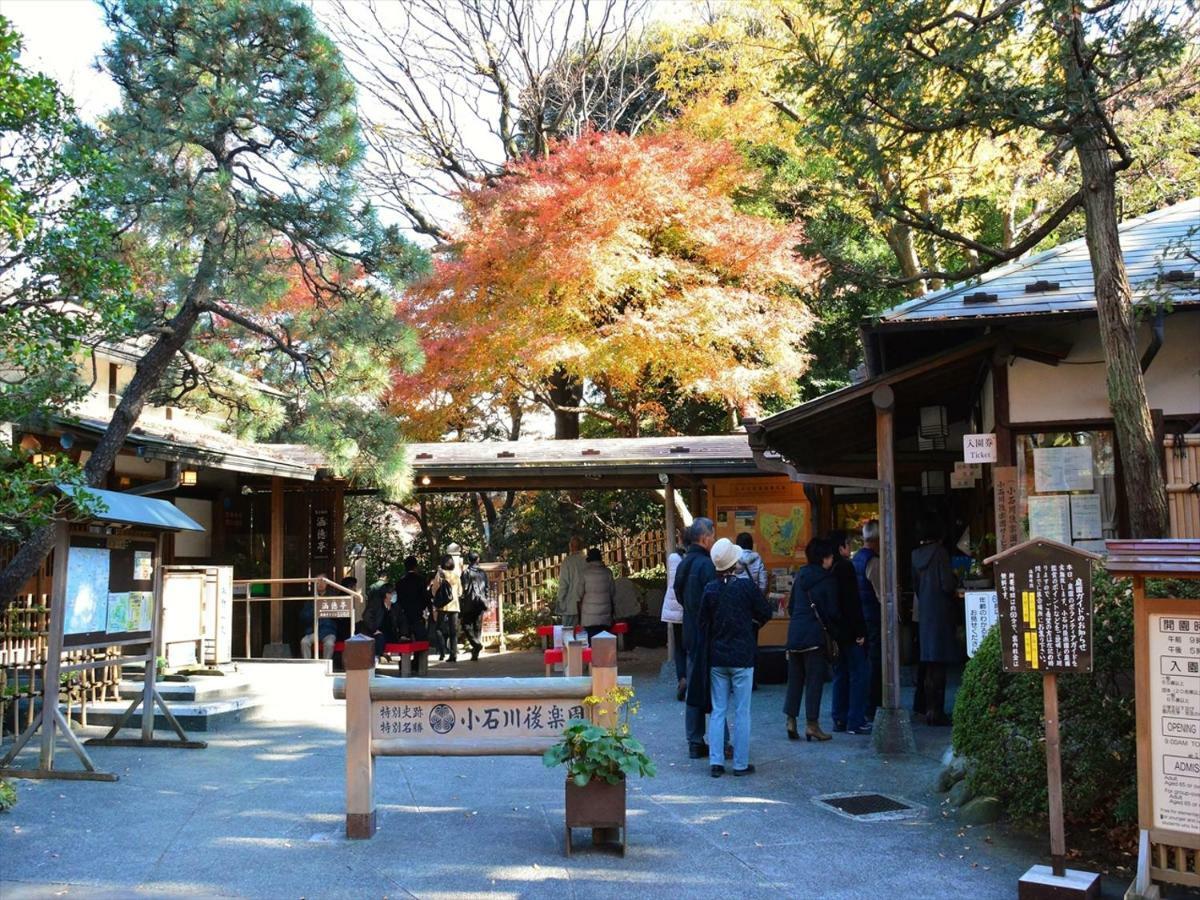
(1033, 446, 1094, 493)
(1069, 494, 1103, 540)
(1028, 495, 1071, 544)
(133, 550, 153, 581)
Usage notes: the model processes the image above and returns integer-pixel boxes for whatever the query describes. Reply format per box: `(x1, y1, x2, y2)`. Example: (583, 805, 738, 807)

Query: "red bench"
(334, 640, 430, 676)
(539, 622, 631, 674)
(543, 645, 592, 675)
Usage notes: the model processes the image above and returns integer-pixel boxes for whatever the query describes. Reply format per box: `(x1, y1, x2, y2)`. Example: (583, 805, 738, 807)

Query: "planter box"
(564, 777, 626, 856)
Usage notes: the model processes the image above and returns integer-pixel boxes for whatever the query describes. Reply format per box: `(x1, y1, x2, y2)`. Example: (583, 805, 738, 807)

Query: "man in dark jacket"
(852, 521, 883, 720)
(674, 517, 719, 758)
(394, 556, 433, 643)
(459, 551, 488, 661)
(912, 512, 959, 726)
(829, 530, 870, 734)
(700, 539, 772, 776)
(357, 583, 398, 658)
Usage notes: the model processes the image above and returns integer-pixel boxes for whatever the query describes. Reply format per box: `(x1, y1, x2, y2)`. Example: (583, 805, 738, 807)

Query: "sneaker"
(847, 723, 873, 735)
(732, 765, 756, 776)
(710, 765, 725, 778)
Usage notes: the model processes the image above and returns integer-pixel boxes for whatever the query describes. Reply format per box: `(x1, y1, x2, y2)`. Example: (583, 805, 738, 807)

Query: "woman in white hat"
(699, 537, 773, 776)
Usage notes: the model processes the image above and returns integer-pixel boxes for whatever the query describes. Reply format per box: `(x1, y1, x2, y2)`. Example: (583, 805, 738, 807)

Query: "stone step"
(66, 695, 265, 733)
(117, 674, 255, 703)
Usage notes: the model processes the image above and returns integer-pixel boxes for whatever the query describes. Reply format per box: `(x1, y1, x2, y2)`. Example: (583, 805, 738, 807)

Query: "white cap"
(710, 538, 742, 574)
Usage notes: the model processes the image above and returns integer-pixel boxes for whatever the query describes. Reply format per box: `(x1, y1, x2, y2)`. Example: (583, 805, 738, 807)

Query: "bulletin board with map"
(709, 476, 813, 578)
(62, 535, 158, 648)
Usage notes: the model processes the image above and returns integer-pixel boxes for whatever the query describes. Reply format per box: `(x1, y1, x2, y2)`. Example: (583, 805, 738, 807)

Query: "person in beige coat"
(579, 547, 616, 643)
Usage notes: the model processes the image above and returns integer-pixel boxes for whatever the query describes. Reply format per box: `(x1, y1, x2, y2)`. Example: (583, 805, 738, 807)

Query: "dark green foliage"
(953, 567, 1137, 828)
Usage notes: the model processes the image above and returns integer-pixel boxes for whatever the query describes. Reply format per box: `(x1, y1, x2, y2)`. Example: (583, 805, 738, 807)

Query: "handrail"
(231, 576, 361, 659)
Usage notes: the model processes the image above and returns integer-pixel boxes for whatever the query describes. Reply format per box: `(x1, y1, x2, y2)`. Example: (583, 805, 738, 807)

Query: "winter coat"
(460, 564, 490, 623)
(674, 544, 716, 654)
(852, 547, 881, 641)
(556, 553, 587, 619)
(831, 556, 866, 643)
(430, 567, 461, 613)
(660, 550, 685, 624)
(360, 587, 396, 638)
(699, 573, 772, 669)
(394, 571, 432, 641)
(580, 561, 616, 627)
(786, 564, 839, 652)
(912, 541, 960, 663)
(738, 549, 769, 595)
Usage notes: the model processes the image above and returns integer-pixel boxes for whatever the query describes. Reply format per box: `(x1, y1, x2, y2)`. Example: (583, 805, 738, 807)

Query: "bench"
(543, 645, 592, 676)
(334, 640, 430, 676)
(538, 622, 631, 675)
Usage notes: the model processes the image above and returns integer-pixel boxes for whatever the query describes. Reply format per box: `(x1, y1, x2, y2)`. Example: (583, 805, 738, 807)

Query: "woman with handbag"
(783, 538, 840, 742)
(429, 554, 461, 662)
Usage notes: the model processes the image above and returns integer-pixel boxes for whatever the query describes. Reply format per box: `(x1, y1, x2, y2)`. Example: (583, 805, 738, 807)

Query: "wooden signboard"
(1105, 540, 1200, 899)
(372, 696, 587, 746)
(993, 465, 1021, 553)
(62, 535, 157, 649)
(993, 538, 1095, 674)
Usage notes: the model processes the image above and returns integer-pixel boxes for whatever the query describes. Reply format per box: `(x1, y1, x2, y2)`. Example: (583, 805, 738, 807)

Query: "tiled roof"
(878, 198, 1199, 324)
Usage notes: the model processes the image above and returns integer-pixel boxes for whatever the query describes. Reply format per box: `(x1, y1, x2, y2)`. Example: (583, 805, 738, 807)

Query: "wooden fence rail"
(495, 530, 665, 612)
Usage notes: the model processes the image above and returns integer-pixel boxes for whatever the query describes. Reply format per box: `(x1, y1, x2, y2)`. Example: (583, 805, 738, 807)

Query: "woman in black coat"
(783, 538, 839, 742)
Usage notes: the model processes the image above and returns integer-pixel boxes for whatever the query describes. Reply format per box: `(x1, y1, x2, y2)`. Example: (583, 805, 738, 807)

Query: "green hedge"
(952, 568, 1137, 827)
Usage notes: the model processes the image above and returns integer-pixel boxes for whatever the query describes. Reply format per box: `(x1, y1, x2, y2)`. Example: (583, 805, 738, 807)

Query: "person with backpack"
(429, 553, 462, 662)
(459, 551, 489, 661)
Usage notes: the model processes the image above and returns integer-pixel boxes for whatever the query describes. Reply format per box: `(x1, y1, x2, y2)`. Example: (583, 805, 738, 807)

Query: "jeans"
(784, 648, 828, 724)
(709, 666, 753, 770)
(831, 641, 869, 730)
(671, 623, 687, 681)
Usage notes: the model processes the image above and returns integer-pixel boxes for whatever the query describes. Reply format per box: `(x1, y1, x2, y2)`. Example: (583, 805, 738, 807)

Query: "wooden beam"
(332, 481, 346, 581)
(270, 475, 284, 645)
(872, 385, 901, 714)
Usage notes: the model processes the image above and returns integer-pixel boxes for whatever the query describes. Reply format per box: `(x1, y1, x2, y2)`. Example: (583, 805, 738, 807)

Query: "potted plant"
(542, 686, 654, 856)
(964, 533, 996, 589)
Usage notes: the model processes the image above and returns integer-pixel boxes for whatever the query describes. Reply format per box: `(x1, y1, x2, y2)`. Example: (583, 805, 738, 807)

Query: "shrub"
(504, 602, 555, 639)
(952, 566, 1137, 828)
(0, 779, 15, 812)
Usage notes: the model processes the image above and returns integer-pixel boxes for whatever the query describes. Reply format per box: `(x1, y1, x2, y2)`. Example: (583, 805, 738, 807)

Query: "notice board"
(62, 536, 157, 648)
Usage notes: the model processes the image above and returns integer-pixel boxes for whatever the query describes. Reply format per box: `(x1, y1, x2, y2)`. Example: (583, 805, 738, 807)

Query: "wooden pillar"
(40, 522, 70, 769)
(343, 634, 376, 839)
(690, 482, 703, 521)
(333, 481, 346, 581)
(992, 354, 1013, 466)
(872, 386, 915, 754)
(1042, 673, 1066, 877)
(664, 482, 677, 666)
(270, 476, 284, 645)
(590, 633, 618, 726)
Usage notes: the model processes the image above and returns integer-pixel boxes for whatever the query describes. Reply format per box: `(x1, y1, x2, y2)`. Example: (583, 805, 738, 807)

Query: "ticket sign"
(317, 595, 352, 618)
(991, 539, 1096, 674)
(1149, 613, 1200, 833)
(964, 433, 997, 464)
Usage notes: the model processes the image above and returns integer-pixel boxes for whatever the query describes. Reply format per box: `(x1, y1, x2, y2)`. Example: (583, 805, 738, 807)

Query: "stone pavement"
(0, 647, 1117, 899)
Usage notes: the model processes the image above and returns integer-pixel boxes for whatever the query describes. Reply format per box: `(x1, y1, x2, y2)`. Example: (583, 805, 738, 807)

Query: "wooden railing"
(231, 576, 361, 659)
(495, 530, 665, 612)
(1166, 434, 1200, 539)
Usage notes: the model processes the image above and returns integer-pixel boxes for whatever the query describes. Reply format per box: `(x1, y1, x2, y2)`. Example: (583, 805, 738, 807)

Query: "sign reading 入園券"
(989, 538, 1097, 675)
(964, 433, 997, 464)
(371, 698, 586, 745)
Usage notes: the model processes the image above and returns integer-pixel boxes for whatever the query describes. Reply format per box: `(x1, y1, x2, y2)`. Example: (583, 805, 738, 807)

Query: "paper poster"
(993, 466, 1020, 551)
(106, 592, 131, 633)
(950, 463, 974, 490)
(1027, 495, 1071, 544)
(129, 590, 154, 632)
(1069, 494, 1103, 540)
(133, 550, 153, 581)
(64, 547, 111, 635)
(1033, 446, 1094, 492)
(964, 591, 998, 658)
(735, 508, 756, 529)
(964, 434, 997, 464)
(1148, 614, 1200, 833)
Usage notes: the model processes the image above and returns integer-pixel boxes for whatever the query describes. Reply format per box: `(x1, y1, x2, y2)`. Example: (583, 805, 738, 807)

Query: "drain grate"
(813, 792, 923, 822)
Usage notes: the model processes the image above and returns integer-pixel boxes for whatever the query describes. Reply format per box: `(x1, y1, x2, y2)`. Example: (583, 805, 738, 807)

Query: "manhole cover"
(813, 792, 923, 822)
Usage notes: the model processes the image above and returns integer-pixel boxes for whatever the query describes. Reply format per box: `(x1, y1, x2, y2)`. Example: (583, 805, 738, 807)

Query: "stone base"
(871, 706, 917, 755)
(261, 642, 292, 659)
(1018, 865, 1100, 900)
(346, 810, 376, 840)
(1123, 881, 1161, 900)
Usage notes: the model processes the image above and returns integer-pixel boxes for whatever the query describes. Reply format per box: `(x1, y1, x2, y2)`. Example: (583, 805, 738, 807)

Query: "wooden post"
(142, 533, 164, 741)
(590, 632, 618, 724)
(332, 481, 346, 581)
(565, 639, 585, 677)
(1043, 673, 1067, 877)
(664, 481, 677, 666)
(40, 522, 70, 769)
(872, 385, 915, 754)
(344, 634, 376, 839)
(270, 476, 284, 645)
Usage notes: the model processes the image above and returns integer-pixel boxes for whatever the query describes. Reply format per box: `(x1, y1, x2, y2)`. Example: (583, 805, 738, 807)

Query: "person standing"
(734, 533, 768, 595)
(828, 531, 870, 734)
(660, 532, 689, 702)
(701, 539, 773, 777)
(783, 538, 839, 742)
(911, 512, 958, 726)
(430, 553, 462, 662)
(395, 556, 433, 643)
(459, 551, 489, 661)
(579, 548, 616, 643)
(556, 536, 587, 630)
(852, 521, 883, 721)
(676, 517, 723, 759)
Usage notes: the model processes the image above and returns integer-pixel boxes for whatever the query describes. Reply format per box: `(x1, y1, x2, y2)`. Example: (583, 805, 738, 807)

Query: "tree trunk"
(1074, 129, 1168, 537)
(547, 367, 582, 439)
(0, 223, 228, 611)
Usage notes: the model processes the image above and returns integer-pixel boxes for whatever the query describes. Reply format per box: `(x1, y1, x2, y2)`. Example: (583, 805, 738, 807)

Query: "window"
(1015, 430, 1117, 552)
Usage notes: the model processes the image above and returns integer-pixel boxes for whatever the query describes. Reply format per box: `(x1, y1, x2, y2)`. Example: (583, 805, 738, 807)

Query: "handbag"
(809, 601, 840, 662)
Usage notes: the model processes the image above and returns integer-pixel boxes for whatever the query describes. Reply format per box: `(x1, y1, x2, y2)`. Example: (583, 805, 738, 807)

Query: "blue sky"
(6, 0, 117, 119)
